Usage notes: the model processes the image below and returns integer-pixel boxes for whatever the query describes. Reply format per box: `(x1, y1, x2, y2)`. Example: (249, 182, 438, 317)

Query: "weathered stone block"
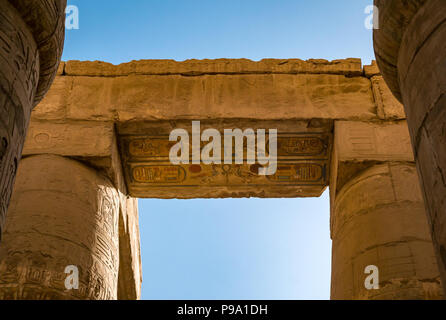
(333, 121, 413, 162)
(23, 121, 115, 158)
(65, 58, 363, 77)
(363, 61, 380, 78)
(34, 59, 377, 122)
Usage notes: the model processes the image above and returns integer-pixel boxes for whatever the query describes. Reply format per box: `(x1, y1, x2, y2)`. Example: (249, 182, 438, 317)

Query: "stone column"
(0, 155, 120, 300)
(374, 0, 446, 290)
(331, 163, 442, 299)
(0, 0, 66, 240)
(118, 197, 142, 300)
(330, 121, 443, 299)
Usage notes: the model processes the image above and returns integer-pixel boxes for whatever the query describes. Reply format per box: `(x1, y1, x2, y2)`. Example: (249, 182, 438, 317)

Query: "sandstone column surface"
(331, 163, 443, 299)
(374, 0, 446, 289)
(0, 0, 66, 240)
(0, 155, 120, 300)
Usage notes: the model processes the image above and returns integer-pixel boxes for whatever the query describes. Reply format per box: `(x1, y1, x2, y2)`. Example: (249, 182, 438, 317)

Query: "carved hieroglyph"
(0, 0, 39, 241)
(117, 120, 332, 198)
(120, 132, 331, 198)
(331, 163, 443, 300)
(0, 0, 66, 241)
(0, 155, 119, 300)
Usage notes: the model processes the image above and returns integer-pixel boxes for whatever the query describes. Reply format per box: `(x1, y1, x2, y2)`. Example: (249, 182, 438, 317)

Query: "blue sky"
(63, 0, 375, 300)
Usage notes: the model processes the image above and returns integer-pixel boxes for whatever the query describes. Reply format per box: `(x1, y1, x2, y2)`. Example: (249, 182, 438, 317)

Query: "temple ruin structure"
(0, 0, 445, 300)
(0, 58, 443, 299)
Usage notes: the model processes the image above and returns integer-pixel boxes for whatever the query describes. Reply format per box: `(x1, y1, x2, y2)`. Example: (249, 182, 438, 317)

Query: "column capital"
(330, 120, 414, 214)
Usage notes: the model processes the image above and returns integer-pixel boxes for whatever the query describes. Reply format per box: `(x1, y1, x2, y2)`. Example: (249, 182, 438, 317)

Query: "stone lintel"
(64, 58, 363, 77)
(33, 59, 379, 123)
(33, 59, 407, 124)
